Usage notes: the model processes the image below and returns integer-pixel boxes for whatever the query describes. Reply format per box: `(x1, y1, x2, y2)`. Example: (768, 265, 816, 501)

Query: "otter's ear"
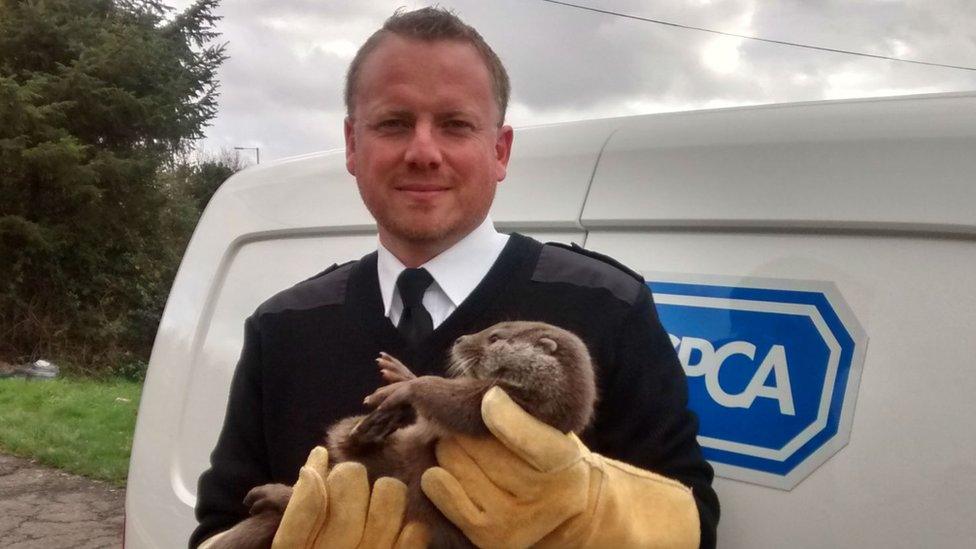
(538, 337, 558, 354)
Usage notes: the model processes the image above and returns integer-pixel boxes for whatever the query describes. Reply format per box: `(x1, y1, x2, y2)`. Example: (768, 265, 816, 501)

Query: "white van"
(126, 91, 976, 548)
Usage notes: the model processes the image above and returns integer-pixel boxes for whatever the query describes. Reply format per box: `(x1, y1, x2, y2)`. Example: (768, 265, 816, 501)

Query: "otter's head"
(448, 321, 596, 433)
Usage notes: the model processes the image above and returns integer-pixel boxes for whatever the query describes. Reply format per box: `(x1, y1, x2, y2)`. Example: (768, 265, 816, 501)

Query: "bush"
(109, 359, 149, 382)
(0, 0, 228, 375)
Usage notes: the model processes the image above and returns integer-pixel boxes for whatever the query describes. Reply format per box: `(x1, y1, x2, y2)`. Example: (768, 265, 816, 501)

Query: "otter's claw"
(376, 352, 417, 384)
(354, 381, 417, 444)
(351, 403, 416, 445)
(364, 380, 406, 407)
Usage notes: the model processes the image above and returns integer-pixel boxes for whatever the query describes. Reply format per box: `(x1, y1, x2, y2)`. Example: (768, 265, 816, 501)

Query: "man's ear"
(494, 124, 514, 182)
(344, 116, 356, 176)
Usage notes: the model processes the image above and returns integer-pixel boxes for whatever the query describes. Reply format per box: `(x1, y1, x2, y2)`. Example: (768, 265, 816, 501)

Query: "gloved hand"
(272, 446, 428, 549)
(421, 387, 700, 549)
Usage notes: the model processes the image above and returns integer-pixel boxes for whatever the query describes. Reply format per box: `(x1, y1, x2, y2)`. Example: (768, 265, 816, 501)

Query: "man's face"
(344, 35, 513, 254)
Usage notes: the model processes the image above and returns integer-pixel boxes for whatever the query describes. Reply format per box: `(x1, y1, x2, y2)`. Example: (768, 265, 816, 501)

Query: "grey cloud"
(741, 0, 976, 99)
(189, 0, 976, 160)
(219, 0, 395, 22)
(449, 0, 762, 110)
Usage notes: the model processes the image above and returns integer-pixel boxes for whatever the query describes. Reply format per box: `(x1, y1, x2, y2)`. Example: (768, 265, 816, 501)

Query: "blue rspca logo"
(648, 275, 868, 490)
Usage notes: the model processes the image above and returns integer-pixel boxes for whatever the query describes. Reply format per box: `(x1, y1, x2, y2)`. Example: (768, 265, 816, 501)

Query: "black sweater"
(192, 233, 719, 547)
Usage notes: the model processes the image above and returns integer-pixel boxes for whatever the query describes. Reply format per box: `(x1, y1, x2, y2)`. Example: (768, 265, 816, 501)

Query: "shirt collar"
(376, 216, 509, 316)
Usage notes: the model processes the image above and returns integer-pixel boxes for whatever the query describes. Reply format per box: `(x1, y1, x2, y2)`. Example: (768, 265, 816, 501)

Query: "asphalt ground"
(0, 453, 125, 548)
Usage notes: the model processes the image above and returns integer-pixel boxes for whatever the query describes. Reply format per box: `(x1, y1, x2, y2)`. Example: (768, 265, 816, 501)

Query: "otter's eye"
(488, 333, 501, 343)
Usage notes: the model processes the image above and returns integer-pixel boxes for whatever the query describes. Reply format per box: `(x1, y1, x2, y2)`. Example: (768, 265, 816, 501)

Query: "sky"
(167, 0, 976, 164)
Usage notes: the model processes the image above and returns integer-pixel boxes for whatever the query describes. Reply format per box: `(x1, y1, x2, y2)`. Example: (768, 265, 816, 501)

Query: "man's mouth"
(396, 184, 449, 199)
(396, 184, 448, 192)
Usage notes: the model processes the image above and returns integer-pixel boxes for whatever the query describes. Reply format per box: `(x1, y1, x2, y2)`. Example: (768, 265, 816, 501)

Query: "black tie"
(396, 268, 434, 345)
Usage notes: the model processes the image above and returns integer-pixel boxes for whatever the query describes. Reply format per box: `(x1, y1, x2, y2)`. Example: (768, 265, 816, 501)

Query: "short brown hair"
(345, 7, 511, 124)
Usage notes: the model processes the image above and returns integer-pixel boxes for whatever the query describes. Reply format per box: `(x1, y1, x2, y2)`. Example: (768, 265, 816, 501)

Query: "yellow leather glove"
(421, 387, 700, 549)
(272, 446, 429, 549)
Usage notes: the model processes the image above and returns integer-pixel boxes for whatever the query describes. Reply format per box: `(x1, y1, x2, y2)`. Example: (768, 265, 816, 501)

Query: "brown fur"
(207, 321, 596, 549)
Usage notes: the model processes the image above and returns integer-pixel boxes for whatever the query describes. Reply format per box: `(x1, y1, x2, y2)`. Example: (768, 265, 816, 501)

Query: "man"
(194, 7, 718, 548)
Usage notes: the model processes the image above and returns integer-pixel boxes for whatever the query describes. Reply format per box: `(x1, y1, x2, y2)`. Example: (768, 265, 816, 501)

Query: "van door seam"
(579, 127, 620, 249)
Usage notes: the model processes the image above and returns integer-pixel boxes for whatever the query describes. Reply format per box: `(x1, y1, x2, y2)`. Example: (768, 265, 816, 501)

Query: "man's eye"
(376, 119, 409, 130)
(444, 120, 474, 131)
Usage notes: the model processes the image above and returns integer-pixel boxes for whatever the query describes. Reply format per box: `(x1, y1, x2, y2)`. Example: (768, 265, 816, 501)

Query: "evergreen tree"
(0, 0, 226, 373)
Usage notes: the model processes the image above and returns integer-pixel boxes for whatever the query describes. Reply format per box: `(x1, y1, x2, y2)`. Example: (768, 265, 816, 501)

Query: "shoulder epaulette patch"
(256, 259, 357, 316)
(301, 259, 356, 283)
(545, 242, 645, 283)
(533, 242, 644, 305)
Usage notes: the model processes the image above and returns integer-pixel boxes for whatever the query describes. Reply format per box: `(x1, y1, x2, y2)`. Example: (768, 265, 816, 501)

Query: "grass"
(0, 377, 142, 485)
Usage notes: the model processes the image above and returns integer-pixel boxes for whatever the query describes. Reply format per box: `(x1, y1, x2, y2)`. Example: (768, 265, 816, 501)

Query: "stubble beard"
(386, 216, 454, 244)
(374, 201, 490, 259)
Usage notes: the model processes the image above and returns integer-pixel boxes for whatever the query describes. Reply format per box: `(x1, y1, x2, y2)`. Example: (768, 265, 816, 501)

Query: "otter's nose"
(454, 335, 468, 346)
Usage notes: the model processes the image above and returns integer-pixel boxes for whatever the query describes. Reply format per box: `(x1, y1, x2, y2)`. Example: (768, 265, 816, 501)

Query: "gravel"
(0, 453, 125, 548)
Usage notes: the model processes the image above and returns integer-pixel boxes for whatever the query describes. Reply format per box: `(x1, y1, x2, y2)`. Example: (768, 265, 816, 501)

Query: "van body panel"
(583, 93, 976, 235)
(126, 92, 976, 548)
(491, 118, 618, 228)
(588, 230, 975, 547)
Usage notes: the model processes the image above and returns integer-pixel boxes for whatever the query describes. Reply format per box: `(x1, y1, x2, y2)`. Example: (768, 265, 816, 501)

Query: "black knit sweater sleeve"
(190, 315, 271, 548)
(590, 286, 720, 548)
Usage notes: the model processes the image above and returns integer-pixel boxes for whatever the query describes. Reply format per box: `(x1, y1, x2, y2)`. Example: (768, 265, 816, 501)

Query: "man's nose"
(404, 122, 442, 170)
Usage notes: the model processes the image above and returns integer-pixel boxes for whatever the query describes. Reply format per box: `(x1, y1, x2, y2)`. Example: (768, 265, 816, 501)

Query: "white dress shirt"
(377, 216, 510, 329)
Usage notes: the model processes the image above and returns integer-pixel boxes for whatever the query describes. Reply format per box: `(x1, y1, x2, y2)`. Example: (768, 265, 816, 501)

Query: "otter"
(208, 321, 596, 549)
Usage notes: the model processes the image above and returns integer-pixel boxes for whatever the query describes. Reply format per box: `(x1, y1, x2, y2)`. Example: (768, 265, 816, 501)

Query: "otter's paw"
(363, 380, 406, 408)
(351, 405, 415, 445)
(243, 483, 293, 516)
(352, 386, 416, 445)
(376, 352, 417, 384)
